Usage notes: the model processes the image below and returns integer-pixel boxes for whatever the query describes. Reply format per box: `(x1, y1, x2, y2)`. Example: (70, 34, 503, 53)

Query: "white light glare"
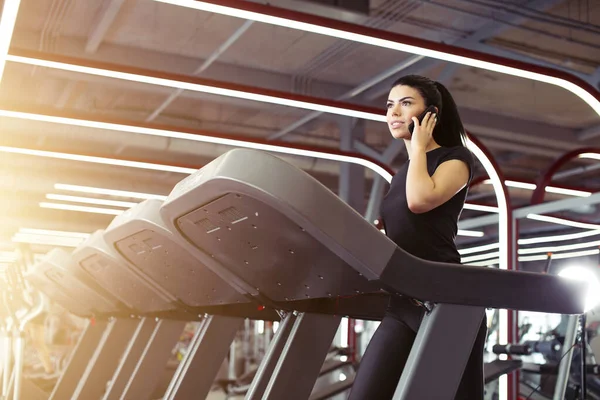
(459, 242, 500, 255)
(579, 153, 600, 161)
(519, 229, 600, 245)
(11, 233, 86, 248)
(55, 184, 168, 200)
(504, 180, 536, 190)
(40, 202, 124, 216)
(465, 248, 600, 266)
(527, 214, 600, 230)
(0, 0, 22, 85)
(18, 228, 90, 239)
(461, 252, 500, 264)
(341, 317, 349, 348)
(558, 266, 600, 312)
(482, 180, 591, 197)
(0, 251, 17, 262)
(518, 239, 600, 255)
(545, 186, 591, 198)
(339, 373, 347, 382)
(519, 249, 600, 262)
(463, 203, 498, 213)
(46, 194, 138, 208)
(255, 320, 265, 334)
(457, 229, 484, 238)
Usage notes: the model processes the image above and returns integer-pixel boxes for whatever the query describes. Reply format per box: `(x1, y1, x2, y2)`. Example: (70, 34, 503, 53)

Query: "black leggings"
(348, 296, 487, 400)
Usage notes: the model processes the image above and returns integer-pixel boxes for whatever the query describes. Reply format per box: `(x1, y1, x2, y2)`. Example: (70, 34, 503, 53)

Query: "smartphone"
(408, 105, 438, 135)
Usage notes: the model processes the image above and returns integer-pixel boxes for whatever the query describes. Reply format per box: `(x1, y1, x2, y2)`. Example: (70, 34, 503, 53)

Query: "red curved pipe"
(530, 147, 600, 204)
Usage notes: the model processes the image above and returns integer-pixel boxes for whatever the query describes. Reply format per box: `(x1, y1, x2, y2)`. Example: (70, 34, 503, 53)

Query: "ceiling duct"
(301, 0, 369, 14)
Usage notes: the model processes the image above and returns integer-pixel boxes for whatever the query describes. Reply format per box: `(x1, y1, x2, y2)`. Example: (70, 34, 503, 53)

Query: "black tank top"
(380, 146, 474, 264)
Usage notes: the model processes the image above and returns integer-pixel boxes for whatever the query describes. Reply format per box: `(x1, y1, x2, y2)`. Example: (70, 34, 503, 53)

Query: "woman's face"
(386, 85, 428, 140)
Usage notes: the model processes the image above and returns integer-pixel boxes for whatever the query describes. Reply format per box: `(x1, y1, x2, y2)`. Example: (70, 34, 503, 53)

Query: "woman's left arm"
(405, 154, 469, 214)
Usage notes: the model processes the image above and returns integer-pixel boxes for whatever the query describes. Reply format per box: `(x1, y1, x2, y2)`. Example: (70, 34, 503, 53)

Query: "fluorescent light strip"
(466, 230, 600, 252)
(505, 180, 536, 190)
(0, 251, 17, 261)
(483, 180, 591, 198)
(463, 239, 600, 260)
(519, 249, 600, 262)
(527, 214, 600, 230)
(0, 112, 393, 183)
(11, 233, 85, 248)
(7, 55, 385, 123)
(466, 258, 501, 267)
(520, 229, 600, 245)
(153, 0, 600, 117)
(545, 186, 591, 197)
(54, 183, 168, 200)
(46, 194, 138, 208)
(0, 144, 197, 174)
(39, 202, 123, 216)
(457, 229, 484, 238)
(461, 230, 600, 255)
(461, 252, 500, 263)
(466, 249, 600, 266)
(341, 317, 349, 347)
(0, 0, 21, 85)
(519, 239, 600, 255)
(459, 242, 500, 255)
(580, 153, 600, 161)
(0, 251, 17, 263)
(18, 228, 91, 239)
(463, 203, 498, 213)
(484, 179, 536, 190)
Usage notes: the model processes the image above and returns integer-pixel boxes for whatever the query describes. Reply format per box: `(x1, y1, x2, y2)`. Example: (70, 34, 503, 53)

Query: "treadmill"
(154, 148, 586, 400)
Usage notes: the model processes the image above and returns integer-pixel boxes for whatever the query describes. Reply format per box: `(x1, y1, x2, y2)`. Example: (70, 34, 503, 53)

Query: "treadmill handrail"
(379, 247, 586, 314)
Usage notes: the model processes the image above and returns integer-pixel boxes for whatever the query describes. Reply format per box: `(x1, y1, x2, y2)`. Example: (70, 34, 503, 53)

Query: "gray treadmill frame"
(158, 149, 586, 399)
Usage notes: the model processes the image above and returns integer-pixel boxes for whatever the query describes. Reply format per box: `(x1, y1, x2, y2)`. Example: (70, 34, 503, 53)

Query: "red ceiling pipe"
(531, 147, 600, 205)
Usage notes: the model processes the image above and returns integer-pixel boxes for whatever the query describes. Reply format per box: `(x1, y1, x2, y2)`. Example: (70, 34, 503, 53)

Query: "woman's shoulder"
(434, 145, 474, 163)
(434, 145, 474, 181)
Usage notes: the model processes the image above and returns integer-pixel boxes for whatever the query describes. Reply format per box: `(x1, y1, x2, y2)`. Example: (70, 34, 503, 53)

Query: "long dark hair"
(391, 75, 466, 147)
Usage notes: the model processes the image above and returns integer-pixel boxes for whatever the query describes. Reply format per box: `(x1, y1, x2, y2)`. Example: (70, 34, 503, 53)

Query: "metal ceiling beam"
(267, 54, 424, 141)
(577, 123, 600, 142)
(146, 20, 254, 122)
(466, 42, 594, 85)
(12, 29, 355, 100)
(250, 0, 366, 24)
(85, 0, 125, 54)
(459, 191, 600, 230)
(459, 107, 579, 151)
(361, 0, 566, 101)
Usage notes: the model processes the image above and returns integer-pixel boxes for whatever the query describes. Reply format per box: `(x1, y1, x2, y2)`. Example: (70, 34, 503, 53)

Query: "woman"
(348, 75, 487, 399)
